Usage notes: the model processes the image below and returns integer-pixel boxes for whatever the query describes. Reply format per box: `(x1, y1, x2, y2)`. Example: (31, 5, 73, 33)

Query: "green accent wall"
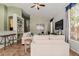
(4, 6, 7, 31)
(0, 5, 7, 31)
(7, 6, 22, 30)
(0, 5, 22, 31)
(7, 6, 22, 17)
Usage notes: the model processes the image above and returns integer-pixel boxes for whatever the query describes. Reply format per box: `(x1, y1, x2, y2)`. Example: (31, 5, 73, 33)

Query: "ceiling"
(3, 3, 68, 18)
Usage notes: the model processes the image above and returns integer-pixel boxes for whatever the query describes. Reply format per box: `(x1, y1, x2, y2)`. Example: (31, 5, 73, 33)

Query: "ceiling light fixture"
(31, 3, 45, 10)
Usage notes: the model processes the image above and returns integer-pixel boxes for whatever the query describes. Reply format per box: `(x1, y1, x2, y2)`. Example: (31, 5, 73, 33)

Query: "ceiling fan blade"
(37, 6, 39, 10)
(31, 5, 36, 8)
(39, 4, 45, 7)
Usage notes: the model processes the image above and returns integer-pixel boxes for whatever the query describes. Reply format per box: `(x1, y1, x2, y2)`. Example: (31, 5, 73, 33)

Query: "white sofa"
(31, 35, 69, 56)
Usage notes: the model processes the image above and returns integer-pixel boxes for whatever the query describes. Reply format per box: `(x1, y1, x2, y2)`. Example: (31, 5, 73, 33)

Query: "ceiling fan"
(31, 3, 45, 10)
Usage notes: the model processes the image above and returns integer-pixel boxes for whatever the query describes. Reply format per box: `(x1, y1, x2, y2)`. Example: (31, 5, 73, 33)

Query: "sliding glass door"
(70, 4, 79, 41)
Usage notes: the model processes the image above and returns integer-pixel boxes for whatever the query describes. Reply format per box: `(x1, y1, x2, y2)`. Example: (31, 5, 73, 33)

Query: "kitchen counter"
(0, 31, 16, 49)
(0, 31, 16, 36)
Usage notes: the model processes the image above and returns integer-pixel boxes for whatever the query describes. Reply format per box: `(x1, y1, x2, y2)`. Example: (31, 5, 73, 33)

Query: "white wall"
(30, 14, 50, 34)
(30, 5, 67, 35)
(53, 7, 66, 35)
(51, 6, 69, 42)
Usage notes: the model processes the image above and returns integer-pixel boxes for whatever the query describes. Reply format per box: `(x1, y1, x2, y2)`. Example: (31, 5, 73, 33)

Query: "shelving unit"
(8, 14, 24, 43)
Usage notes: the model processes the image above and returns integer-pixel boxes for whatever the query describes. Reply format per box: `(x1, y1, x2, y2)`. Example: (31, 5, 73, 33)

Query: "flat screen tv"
(55, 19, 63, 30)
